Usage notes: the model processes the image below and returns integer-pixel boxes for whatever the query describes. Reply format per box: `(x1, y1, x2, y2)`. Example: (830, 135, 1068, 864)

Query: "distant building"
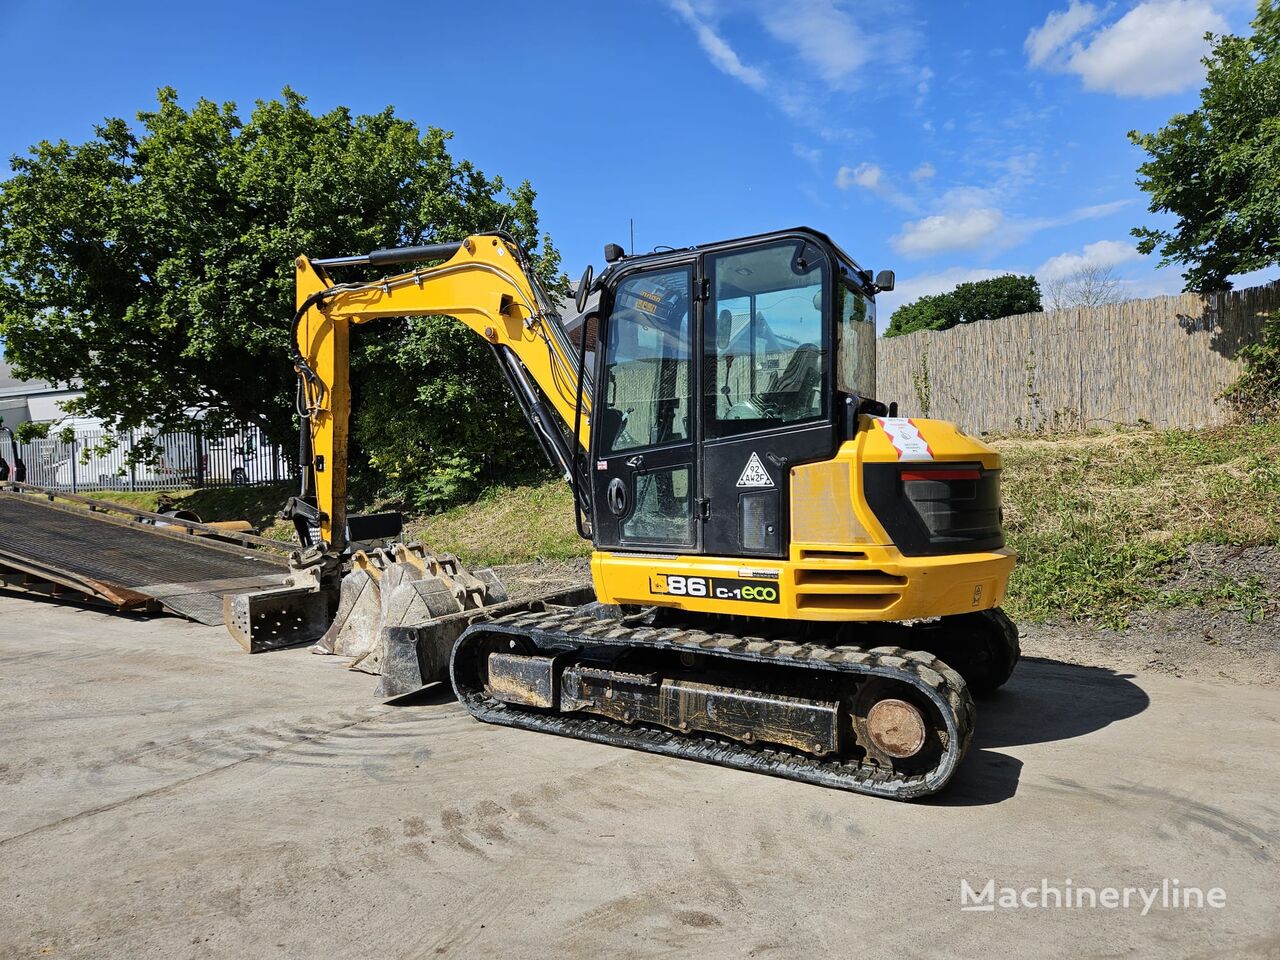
(0, 360, 87, 429)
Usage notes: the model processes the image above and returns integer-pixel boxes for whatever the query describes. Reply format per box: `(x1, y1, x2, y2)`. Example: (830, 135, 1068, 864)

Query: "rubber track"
(451, 609, 976, 800)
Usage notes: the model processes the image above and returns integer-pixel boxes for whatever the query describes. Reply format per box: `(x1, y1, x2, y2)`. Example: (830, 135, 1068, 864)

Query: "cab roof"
(595, 226, 872, 291)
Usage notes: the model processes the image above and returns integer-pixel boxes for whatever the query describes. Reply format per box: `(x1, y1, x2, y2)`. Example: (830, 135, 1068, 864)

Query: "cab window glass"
(836, 277, 876, 399)
(599, 266, 692, 454)
(704, 240, 828, 437)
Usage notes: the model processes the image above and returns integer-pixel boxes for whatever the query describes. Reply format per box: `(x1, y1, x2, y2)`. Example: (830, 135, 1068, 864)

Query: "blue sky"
(2, 0, 1274, 330)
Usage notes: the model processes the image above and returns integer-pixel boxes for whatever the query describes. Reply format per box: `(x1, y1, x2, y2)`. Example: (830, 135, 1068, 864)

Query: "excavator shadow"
(928, 656, 1151, 807)
(385, 680, 458, 707)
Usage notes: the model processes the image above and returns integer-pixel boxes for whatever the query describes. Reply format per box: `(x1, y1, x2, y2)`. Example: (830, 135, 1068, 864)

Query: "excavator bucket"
(310, 542, 510, 696)
(227, 538, 593, 697)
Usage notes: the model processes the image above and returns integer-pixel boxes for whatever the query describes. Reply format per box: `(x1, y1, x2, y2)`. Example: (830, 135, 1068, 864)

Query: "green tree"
(884, 274, 1042, 337)
(1129, 2, 1280, 292)
(0, 88, 564, 510)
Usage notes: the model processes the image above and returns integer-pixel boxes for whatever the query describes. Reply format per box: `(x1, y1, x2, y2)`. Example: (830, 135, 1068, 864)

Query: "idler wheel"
(865, 698, 926, 759)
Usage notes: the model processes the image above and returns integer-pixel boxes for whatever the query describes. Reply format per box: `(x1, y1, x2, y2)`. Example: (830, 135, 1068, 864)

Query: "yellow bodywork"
(295, 234, 1012, 624)
(591, 416, 1014, 621)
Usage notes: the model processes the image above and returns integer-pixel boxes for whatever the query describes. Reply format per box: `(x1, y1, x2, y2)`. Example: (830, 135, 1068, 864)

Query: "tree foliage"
(884, 274, 1042, 337)
(1129, 2, 1280, 292)
(0, 88, 564, 510)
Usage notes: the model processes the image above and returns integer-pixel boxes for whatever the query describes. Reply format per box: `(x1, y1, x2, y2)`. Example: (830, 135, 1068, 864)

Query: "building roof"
(0, 359, 28, 393)
(0, 358, 72, 398)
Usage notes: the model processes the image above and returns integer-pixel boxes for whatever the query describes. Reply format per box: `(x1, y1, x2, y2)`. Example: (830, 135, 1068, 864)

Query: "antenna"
(630, 218, 634, 256)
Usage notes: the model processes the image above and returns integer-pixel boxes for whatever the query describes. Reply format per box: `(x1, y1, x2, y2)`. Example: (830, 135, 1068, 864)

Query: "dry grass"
(993, 424, 1280, 623)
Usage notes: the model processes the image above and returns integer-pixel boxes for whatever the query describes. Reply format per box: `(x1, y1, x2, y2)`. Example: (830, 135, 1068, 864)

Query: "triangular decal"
(736, 452, 774, 488)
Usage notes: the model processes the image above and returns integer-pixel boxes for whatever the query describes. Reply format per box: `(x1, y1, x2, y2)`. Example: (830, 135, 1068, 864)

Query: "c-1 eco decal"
(649, 573, 780, 604)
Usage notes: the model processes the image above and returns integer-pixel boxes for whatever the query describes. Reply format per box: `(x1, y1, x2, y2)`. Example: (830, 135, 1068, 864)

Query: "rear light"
(863, 462, 1005, 556)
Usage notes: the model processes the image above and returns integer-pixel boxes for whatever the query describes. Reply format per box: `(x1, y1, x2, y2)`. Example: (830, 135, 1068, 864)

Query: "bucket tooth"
(474, 568, 509, 604)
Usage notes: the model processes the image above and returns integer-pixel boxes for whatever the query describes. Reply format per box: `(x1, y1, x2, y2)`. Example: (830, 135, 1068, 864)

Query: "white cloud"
(892, 207, 1005, 257)
(1026, 1, 1228, 97)
(759, 0, 868, 89)
(1025, 0, 1101, 68)
(910, 161, 936, 182)
(1020, 199, 1133, 236)
(915, 66, 934, 106)
(1036, 239, 1143, 280)
(889, 194, 1129, 260)
(666, 0, 768, 93)
(836, 162, 884, 190)
(793, 143, 823, 169)
(664, 0, 927, 132)
(835, 161, 920, 211)
(1072, 2, 1227, 96)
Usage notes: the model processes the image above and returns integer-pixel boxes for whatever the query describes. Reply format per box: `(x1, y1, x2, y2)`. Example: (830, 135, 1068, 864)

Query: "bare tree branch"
(1043, 263, 1123, 310)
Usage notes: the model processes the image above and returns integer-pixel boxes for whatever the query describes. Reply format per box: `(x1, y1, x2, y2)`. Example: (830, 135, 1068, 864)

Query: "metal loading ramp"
(0, 487, 289, 624)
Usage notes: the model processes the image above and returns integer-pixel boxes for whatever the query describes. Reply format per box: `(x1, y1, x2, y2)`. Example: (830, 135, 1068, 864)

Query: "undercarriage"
(452, 606, 1018, 800)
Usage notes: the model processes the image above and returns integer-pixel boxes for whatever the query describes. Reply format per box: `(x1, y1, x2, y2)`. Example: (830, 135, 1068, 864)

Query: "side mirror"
(874, 269, 895, 292)
(575, 264, 594, 314)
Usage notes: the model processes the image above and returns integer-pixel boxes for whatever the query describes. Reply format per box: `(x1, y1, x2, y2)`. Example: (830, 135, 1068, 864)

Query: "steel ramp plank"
(0, 491, 287, 623)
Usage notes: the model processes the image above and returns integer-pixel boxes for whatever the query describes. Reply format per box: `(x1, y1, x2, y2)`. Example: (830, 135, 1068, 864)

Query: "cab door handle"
(606, 477, 628, 516)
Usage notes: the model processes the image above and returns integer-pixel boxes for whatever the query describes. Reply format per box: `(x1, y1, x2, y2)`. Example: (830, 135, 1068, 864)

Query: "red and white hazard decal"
(876, 417, 934, 461)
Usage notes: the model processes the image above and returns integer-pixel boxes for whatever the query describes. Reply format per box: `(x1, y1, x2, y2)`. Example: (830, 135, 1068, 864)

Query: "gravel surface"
(1024, 544, 1280, 686)
(2, 592, 1277, 959)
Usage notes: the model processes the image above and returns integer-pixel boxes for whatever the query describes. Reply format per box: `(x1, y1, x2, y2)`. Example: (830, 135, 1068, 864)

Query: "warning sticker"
(736, 452, 774, 488)
(876, 417, 934, 461)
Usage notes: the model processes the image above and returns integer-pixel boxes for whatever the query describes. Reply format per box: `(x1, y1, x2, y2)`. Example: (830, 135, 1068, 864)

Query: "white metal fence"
(5, 425, 294, 493)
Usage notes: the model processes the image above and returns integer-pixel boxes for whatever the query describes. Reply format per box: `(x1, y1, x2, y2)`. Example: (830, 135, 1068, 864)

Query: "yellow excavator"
(226, 228, 1018, 799)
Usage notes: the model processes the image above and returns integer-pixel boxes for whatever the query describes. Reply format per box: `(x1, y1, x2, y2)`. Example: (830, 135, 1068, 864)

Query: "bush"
(13, 420, 49, 443)
(885, 274, 1042, 337)
(1221, 312, 1280, 422)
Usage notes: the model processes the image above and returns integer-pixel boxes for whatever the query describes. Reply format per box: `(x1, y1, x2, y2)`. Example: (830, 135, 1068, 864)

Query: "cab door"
(698, 236, 838, 559)
(591, 263, 698, 552)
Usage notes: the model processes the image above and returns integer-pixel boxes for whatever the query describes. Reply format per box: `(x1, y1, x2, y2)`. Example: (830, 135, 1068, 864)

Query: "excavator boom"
(288, 233, 588, 551)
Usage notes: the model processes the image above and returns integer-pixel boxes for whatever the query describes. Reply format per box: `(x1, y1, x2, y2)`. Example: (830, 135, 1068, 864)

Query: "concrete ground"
(1, 591, 1277, 960)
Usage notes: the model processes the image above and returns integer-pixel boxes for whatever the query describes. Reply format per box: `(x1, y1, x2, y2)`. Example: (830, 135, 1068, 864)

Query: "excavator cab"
(587, 229, 875, 559)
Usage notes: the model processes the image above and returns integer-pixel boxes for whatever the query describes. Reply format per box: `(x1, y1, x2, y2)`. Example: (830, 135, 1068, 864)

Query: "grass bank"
(998, 424, 1279, 625)
(405, 481, 584, 565)
(406, 424, 1280, 626)
(79, 484, 292, 531)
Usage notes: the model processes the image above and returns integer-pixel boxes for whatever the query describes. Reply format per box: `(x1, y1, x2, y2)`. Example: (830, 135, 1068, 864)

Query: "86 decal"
(649, 573, 780, 604)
